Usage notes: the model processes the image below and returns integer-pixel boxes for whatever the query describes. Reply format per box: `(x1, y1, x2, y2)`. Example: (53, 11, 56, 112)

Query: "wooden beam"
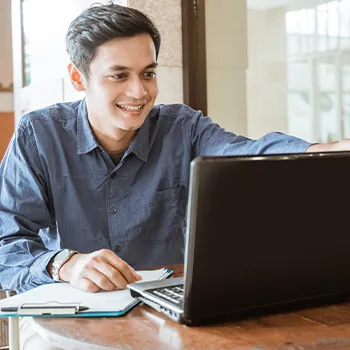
(181, 0, 207, 115)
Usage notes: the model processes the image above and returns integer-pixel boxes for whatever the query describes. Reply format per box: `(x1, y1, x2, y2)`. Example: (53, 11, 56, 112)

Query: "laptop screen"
(183, 152, 350, 322)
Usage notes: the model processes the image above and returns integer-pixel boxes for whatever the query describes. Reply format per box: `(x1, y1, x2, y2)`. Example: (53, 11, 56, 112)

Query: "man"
(2, 3, 350, 349)
(0, 3, 349, 299)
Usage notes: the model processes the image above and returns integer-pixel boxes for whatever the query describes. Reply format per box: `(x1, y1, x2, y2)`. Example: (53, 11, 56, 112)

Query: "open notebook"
(0, 268, 172, 318)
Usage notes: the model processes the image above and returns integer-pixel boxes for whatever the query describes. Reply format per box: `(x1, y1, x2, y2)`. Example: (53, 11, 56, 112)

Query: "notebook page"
(0, 268, 169, 314)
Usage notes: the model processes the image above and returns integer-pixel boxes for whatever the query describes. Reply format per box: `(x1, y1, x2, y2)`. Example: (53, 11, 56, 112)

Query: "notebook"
(128, 152, 350, 325)
(0, 268, 172, 317)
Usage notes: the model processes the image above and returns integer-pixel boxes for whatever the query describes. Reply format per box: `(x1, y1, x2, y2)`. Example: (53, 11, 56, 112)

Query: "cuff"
(29, 250, 62, 285)
(287, 140, 312, 154)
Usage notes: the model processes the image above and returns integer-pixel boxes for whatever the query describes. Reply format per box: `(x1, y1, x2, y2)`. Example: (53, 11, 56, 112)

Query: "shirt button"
(110, 207, 117, 214)
(115, 245, 121, 253)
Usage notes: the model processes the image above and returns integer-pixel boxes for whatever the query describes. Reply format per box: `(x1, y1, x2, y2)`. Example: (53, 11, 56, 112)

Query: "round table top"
(33, 265, 350, 350)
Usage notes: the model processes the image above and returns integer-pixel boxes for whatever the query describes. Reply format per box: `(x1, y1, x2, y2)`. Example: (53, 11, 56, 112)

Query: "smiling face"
(69, 33, 159, 146)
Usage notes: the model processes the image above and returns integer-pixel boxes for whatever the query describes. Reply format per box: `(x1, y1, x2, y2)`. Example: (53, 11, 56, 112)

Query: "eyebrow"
(108, 62, 158, 72)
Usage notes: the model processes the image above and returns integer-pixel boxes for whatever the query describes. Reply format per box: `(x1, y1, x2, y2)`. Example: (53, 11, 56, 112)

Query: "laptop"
(128, 152, 350, 325)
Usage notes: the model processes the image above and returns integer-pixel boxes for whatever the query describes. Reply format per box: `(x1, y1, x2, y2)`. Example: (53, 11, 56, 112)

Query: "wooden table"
(33, 265, 350, 350)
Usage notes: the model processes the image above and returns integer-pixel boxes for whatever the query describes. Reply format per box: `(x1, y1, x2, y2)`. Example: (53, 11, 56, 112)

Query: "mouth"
(116, 103, 147, 113)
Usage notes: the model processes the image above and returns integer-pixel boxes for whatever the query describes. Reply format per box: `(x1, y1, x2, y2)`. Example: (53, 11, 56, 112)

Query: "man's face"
(81, 33, 159, 133)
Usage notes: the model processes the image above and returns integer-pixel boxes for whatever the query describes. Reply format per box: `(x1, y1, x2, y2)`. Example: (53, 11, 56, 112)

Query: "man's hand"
(54, 249, 142, 293)
(306, 139, 350, 153)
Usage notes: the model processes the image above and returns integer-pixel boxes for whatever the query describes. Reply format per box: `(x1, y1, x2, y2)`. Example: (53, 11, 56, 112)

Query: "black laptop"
(128, 152, 350, 325)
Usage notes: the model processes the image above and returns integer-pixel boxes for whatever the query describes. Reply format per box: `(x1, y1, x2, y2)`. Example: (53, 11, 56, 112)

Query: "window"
(286, 0, 350, 143)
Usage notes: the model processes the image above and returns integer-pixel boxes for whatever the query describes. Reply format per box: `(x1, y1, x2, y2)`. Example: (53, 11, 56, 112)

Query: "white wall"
(205, 0, 248, 136)
(246, 7, 288, 139)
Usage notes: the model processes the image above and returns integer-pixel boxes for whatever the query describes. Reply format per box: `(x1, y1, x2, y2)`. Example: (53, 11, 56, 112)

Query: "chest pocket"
(136, 187, 185, 243)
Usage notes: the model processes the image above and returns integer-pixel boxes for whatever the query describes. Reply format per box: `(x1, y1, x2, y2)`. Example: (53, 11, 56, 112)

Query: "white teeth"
(118, 104, 144, 111)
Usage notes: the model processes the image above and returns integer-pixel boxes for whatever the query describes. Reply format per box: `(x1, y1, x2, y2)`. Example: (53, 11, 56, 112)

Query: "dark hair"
(66, 2, 161, 79)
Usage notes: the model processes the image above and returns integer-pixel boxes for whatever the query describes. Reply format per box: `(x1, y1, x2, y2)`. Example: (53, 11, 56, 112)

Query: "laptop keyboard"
(149, 285, 184, 305)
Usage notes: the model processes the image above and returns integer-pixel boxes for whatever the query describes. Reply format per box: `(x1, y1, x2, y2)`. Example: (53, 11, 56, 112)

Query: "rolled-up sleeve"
(188, 111, 311, 156)
(0, 124, 58, 292)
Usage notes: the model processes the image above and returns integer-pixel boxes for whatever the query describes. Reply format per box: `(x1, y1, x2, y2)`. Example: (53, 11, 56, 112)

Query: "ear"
(68, 63, 85, 92)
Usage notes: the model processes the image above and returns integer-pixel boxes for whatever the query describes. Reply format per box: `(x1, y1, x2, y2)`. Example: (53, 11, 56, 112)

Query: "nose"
(125, 77, 147, 99)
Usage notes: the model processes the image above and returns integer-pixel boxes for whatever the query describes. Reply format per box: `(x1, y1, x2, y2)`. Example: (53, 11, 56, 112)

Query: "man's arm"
(187, 110, 311, 157)
(306, 140, 350, 153)
(187, 109, 350, 156)
(0, 123, 142, 293)
(0, 124, 59, 292)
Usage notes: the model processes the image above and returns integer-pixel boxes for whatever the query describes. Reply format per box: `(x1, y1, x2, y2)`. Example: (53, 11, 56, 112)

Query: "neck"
(89, 122, 136, 153)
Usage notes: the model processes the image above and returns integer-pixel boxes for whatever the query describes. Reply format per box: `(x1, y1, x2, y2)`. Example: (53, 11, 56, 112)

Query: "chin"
(125, 125, 141, 131)
(118, 114, 149, 130)
(115, 119, 145, 131)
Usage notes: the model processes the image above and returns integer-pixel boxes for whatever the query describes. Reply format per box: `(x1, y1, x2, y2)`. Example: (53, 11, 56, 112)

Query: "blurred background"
(0, 0, 349, 161)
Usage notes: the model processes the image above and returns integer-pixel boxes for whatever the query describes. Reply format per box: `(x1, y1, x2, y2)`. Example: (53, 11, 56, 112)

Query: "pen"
(1, 306, 90, 312)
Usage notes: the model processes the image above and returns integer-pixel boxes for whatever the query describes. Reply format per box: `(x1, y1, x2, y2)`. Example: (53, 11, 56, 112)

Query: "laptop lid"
(183, 152, 350, 324)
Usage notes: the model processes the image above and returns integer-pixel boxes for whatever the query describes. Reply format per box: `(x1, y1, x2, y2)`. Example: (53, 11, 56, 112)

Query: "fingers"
(103, 250, 142, 284)
(70, 249, 142, 293)
(88, 260, 129, 290)
(130, 265, 143, 281)
(78, 278, 101, 293)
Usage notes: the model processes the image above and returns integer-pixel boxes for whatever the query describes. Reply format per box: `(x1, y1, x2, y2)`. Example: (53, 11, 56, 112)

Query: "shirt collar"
(76, 99, 99, 155)
(127, 115, 150, 162)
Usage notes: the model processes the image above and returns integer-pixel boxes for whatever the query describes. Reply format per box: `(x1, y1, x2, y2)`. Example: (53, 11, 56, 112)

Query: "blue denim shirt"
(0, 100, 311, 292)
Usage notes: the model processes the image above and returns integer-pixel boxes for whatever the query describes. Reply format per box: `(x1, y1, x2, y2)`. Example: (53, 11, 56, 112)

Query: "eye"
(110, 73, 127, 80)
(142, 71, 157, 79)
